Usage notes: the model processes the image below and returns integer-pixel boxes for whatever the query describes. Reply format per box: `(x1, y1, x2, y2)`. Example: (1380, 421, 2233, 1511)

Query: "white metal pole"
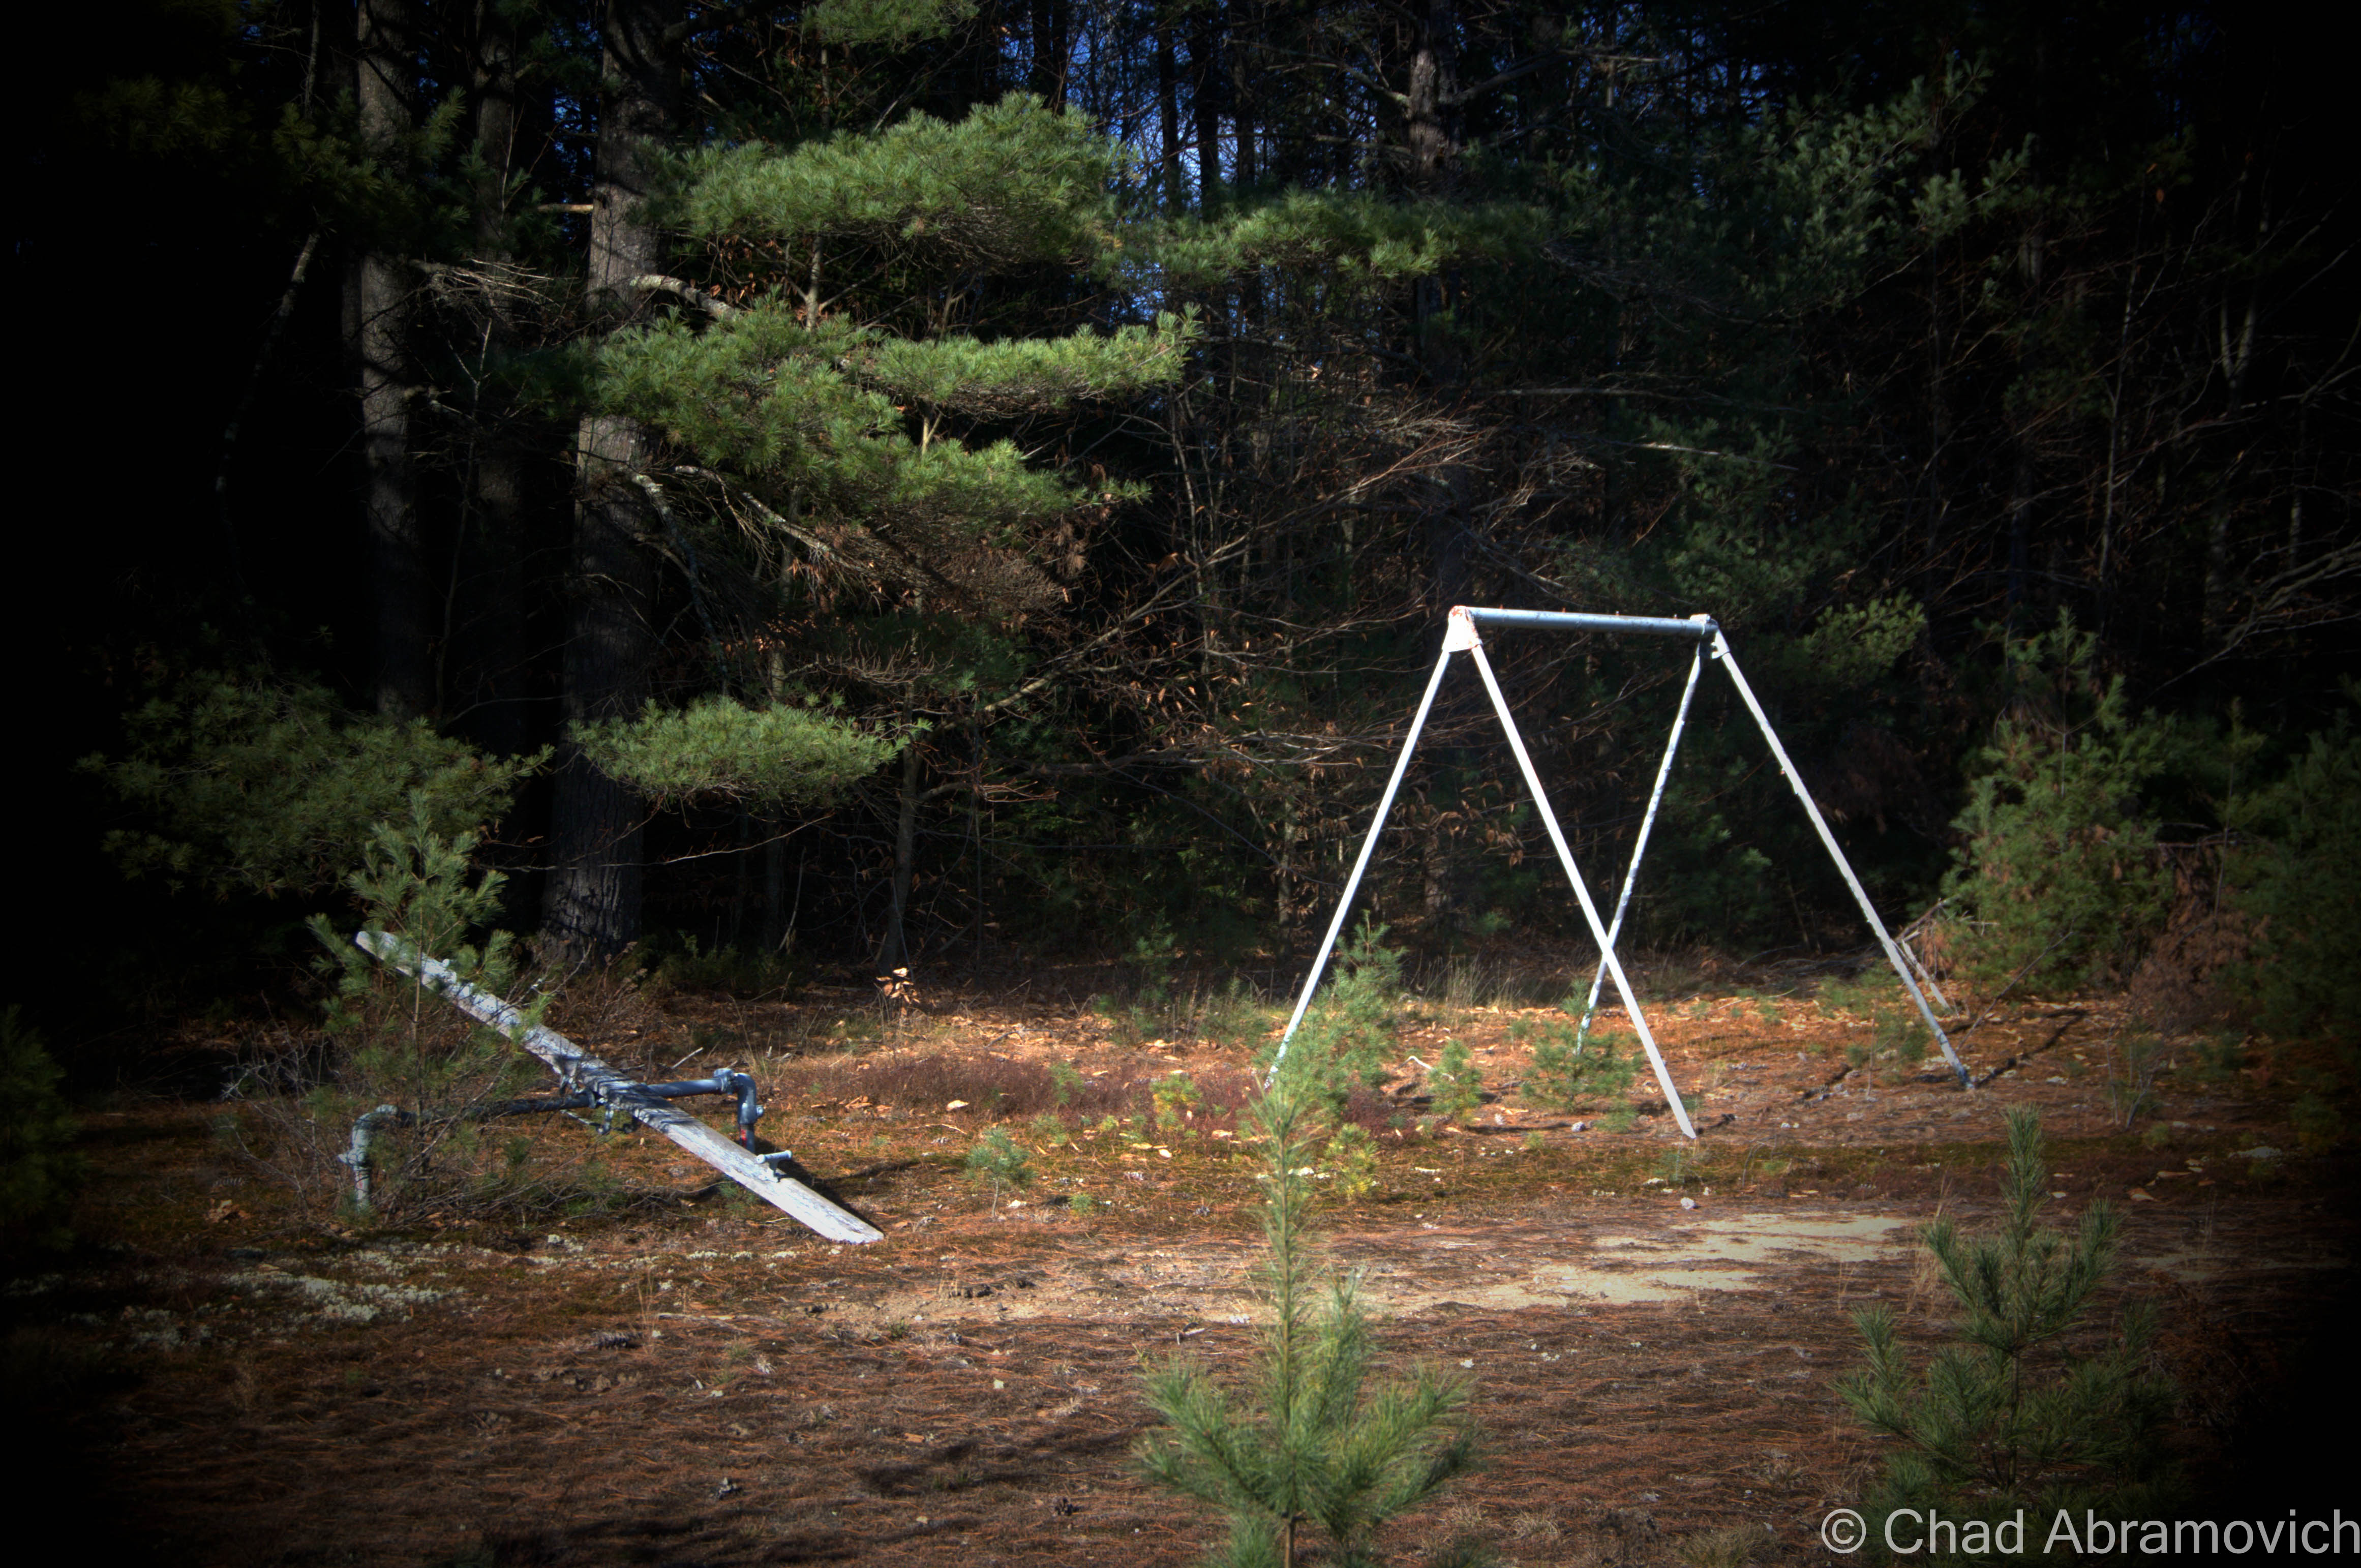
(1708, 632, 1970, 1085)
(1581, 640, 1706, 1036)
(1465, 636, 1698, 1139)
(1263, 631, 1462, 1088)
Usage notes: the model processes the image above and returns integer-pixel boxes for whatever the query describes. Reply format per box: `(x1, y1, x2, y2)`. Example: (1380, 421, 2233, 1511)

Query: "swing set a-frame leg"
(1709, 632, 1971, 1088)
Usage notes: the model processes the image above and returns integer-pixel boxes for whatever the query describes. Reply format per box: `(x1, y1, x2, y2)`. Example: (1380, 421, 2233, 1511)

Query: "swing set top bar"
(1458, 607, 1718, 638)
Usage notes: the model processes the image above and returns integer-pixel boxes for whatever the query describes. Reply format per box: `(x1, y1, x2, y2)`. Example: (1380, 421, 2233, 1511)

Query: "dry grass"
(1676, 1522, 1769, 1568)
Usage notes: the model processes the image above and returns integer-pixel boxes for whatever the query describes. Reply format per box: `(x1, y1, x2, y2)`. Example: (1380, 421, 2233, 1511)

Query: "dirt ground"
(8, 953, 2355, 1566)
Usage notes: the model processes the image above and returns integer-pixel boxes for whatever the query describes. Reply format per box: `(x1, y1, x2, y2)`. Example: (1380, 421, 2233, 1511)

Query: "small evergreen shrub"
(238, 799, 570, 1222)
(0, 1009, 83, 1251)
(1676, 1523, 1769, 1568)
(1097, 924, 1201, 1046)
(1429, 1040, 1482, 1123)
(1654, 1146, 1701, 1190)
(963, 1126, 1031, 1207)
(1874, 1008, 1930, 1067)
(1154, 1070, 1204, 1130)
(1840, 1109, 2177, 1560)
(1323, 1123, 1379, 1200)
(1137, 1083, 1481, 1566)
(1818, 969, 1899, 1018)
(1523, 1025, 1637, 1111)
(2288, 1089, 2345, 1154)
(2226, 712, 2361, 1040)
(644, 934, 801, 998)
(2103, 1034, 2165, 1130)
(1265, 921, 1404, 1112)
(2194, 1034, 2245, 1083)
(1944, 617, 2182, 990)
(1199, 978, 1270, 1050)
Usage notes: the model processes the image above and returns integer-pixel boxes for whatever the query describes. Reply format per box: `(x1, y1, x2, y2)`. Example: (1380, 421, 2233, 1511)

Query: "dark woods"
(14, 0, 2356, 1037)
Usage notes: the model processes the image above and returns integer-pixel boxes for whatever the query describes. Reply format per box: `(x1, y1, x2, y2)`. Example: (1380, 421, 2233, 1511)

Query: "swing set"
(1264, 606, 1965, 1139)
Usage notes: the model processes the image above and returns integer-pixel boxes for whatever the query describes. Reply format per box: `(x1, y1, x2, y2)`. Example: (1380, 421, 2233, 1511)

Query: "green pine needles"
(963, 1126, 1031, 1208)
(0, 1008, 84, 1252)
(1945, 616, 2181, 989)
(1137, 1084, 1482, 1568)
(571, 696, 901, 808)
(1428, 1041, 1482, 1124)
(2227, 702, 2361, 1040)
(1522, 1024, 1638, 1112)
(85, 668, 537, 899)
(1839, 1110, 2176, 1562)
(285, 798, 556, 1220)
(1264, 921, 1405, 1114)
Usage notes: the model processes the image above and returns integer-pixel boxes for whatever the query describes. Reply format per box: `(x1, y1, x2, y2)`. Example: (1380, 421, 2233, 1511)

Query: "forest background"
(10, 0, 2356, 1064)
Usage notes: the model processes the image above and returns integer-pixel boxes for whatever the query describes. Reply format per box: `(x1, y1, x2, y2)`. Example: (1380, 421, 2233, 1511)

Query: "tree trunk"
(1192, 11, 1221, 207)
(2202, 285, 2259, 646)
(542, 0, 681, 956)
(354, 0, 430, 718)
(1158, 29, 1182, 209)
(2005, 225, 2045, 634)
(761, 830, 792, 955)
(455, 0, 531, 758)
(879, 740, 922, 971)
(1031, 0, 1069, 108)
(1404, 0, 1458, 193)
(1228, 0, 1255, 188)
(1925, 228, 1948, 566)
(1405, 0, 1478, 938)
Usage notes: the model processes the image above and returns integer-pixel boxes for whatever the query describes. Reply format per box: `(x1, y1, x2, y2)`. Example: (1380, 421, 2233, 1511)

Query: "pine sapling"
(1429, 1041, 1482, 1124)
(1267, 920, 1405, 1113)
(265, 797, 559, 1221)
(1524, 1024, 1636, 1112)
(1323, 1123, 1380, 1200)
(1155, 1069, 1205, 1130)
(1137, 1083, 1482, 1567)
(1840, 1110, 2176, 1561)
(963, 1126, 1031, 1209)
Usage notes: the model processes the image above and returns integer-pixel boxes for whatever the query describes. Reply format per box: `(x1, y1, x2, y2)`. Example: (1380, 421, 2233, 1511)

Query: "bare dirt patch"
(10, 967, 2353, 1566)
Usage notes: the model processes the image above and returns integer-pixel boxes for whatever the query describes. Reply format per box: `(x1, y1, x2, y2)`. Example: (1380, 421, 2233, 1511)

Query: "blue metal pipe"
(638, 1071, 763, 1145)
(1458, 607, 1717, 638)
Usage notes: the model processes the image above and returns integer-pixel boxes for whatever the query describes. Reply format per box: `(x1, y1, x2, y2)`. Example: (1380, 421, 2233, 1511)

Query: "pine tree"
(1840, 1109, 2177, 1562)
(1137, 1082, 1481, 1568)
(591, 84, 1191, 962)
